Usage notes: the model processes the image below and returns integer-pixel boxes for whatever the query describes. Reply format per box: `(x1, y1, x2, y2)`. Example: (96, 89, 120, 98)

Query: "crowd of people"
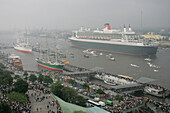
(0, 86, 31, 113)
(28, 83, 63, 113)
(1, 52, 170, 113)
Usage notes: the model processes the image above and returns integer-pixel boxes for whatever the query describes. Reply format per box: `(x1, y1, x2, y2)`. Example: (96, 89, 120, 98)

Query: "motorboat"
(99, 53, 103, 55)
(130, 64, 140, 67)
(144, 58, 151, 62)
(154, 69, 159, 72)
(108, 57, 115, 61)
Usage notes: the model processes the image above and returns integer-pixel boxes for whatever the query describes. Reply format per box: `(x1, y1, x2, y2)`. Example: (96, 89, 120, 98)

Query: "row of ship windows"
(77, 36, 111, 40)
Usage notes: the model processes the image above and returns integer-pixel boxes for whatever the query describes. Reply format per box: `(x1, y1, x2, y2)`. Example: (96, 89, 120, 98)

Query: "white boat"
(99, 53, 103, 55)
(130, 64, 140, 67)
(144, 86, 169, 98)
(108, 57, 115, 61)
(144, 58, 151, 62)
(147, 62, 160, 69)
(92, 53, 98, 57)
(14, 38, 32, 53)
(154, 69, 159, 72)
(104, 80, 116, 86)
(83, 49, 92, 54)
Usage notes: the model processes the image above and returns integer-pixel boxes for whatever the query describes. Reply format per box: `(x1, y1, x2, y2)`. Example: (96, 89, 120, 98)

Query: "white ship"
(70, 23, 159, 56)
(14, 38, 32, 53)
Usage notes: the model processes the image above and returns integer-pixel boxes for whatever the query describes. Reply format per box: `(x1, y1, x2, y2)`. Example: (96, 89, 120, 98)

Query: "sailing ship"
(36, 37, 64, 72)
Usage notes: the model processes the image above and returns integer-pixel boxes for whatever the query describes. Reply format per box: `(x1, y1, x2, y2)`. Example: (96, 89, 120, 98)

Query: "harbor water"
(0, 34, 170, 103)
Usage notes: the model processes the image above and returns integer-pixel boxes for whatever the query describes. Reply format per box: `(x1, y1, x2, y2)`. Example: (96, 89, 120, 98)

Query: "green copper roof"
(53, 95, 110, 113)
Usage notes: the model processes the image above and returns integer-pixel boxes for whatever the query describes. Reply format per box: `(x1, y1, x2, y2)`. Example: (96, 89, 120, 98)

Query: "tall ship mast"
(14, 38, 32, 53)
(35, 36, 64, 72)
(69, 23, 159, 56)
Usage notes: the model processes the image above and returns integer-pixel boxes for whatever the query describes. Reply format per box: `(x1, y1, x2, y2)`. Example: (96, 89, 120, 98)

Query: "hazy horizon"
(0, 0, 170, 30)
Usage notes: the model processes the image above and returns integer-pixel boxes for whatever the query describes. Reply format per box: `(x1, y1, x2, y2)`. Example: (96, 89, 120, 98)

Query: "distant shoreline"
(159, 41, 170, 48)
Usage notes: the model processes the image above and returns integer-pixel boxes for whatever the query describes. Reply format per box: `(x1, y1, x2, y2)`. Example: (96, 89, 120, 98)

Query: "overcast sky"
(0, 0, 170, 30)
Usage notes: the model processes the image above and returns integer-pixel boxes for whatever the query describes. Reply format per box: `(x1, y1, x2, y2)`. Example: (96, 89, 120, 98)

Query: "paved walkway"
(27, 89, 58, 113)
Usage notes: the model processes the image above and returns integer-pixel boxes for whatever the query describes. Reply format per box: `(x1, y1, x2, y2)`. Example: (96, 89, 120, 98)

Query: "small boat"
(83, 49, 92, 54)
(154, 69, 159, 72)
(130, 64, 140, 67)
(84, 54, 89, 58)
(60, 60, 70, 65)
(99, 53, 103, 55)
(92, 53, 98, 57)
(144, 58, 151, 62)
(108, 57, 115, 61)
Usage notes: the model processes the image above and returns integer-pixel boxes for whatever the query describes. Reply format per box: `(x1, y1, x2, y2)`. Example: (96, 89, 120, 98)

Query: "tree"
(51, 82, 64, 98)
(0, 103, 11, 113)
(23, 71, 28, 76)
(29, 74, 37, 82)
(14, 75, 20, 79)
(69, 79, 76, 85)
(61, 87, 78, 103)
(115, 94, 123, 103)
(14, 78, 28, 94)
(73, 110, 87, 113)
(75, 95, 87, 107)
(82, 83, 89, 90)
(96, 89, 105, 94)
(0, 69, 13, 86)
(0, 63, 5, 69)
(37, 74, 44, 83)
(43, 76, 53, 84)
(7, 92, 27, 103)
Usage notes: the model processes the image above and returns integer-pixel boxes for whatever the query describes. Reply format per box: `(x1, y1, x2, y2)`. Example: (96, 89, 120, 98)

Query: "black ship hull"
(70, 39, 158, 56)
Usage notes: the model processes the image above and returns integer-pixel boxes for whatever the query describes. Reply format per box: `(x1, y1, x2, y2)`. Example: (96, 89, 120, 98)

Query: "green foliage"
(23, 71, 28, 76)
(115, 94, 124, 102)
(0, 102, 11, 113)
(7, 92, 27, 103)
(69, 79, 76, 85)
(43, 76, 53, 84)
(51, 82, 64, 98)
(14, 78, 28, 94)
(29, 74, 37, 82)
(73, 110, 87, 113)
(51, 82, 87, 107)
(82, 83, 89, 89)
(37, 74, 44, 83)
(0, 69, 13, 86)
(14, 75, 20, 79)
(0, 63, 5, 69)
(61, 87, 78, 103)
(96, 89, 105, 94)
(75, 95, 87, 107)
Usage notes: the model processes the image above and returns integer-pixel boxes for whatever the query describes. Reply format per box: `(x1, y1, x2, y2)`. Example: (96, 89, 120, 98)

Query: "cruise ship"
(69, 24, 159, 56)
(14, 39, 32, 53)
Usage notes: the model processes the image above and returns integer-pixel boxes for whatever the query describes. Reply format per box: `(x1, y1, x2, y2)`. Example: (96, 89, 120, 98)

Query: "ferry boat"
(144, 86, 169, 98)
(95, 73, 136, 85)
(70, 23, 159, 56)
(14, 38, 32, 53)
